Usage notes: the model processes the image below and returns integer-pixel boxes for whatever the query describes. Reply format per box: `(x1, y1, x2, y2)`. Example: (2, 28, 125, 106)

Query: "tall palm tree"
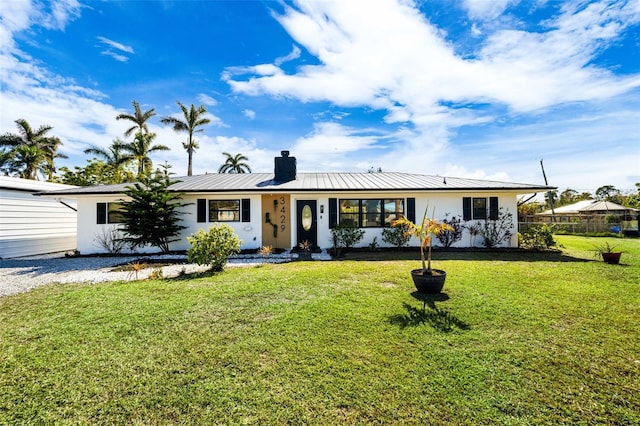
(116, 100, 156, 138)
(0, 118, 65, 180)
(218, 152, 251, 174)
(84, 138, 134, 183)
(122, 132, 170, 177)
(160, 101, 211, 176)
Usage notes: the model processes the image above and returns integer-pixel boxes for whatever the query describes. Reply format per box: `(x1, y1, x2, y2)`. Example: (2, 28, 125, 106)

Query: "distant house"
(537, 200, 639, 234)
(0, 176, 78, 259)
(39, 151, 553, 254)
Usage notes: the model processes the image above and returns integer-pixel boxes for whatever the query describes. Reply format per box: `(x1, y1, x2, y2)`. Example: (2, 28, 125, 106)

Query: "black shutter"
(197, 199, 206, 223)
(407, 198, 416, 223)
(489, 197, 499, 220)
(328, 198, 337, 228)
(97, 202, 107, 224)
(463, 197, 472, 221)
(241, 199, 251, 222)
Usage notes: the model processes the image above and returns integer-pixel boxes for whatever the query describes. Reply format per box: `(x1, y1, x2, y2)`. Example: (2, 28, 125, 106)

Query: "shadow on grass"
(389, 292, 470, 333)
(339, 248, 593, 263)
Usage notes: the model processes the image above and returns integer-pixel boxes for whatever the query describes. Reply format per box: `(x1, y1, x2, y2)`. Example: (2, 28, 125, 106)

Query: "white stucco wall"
(74, 190, 520, 255)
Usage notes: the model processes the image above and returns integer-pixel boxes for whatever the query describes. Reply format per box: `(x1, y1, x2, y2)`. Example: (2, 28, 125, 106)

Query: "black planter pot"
(411, 269, 446, 294)
(602, 252, 622, 264)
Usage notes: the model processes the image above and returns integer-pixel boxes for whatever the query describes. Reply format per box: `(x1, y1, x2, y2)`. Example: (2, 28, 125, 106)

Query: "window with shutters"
(338, 198, 404, 227)
(463, 197, 499, 220)
(196, 198, 250, 223)
(209, 200, 240, 222)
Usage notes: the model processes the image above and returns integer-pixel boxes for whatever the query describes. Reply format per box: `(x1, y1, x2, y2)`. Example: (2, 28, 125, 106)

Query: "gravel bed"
(0, 251, 331, 297)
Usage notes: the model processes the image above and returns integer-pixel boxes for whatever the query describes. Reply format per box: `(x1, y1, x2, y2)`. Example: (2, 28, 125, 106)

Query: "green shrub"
(435, 214, 464, 248)
(187, 224, 241, 272)
(381, 223, 411, 248)
(476, 208, 514, 248)
(519, 223, 556, 250)
(330, 223, 365, 250)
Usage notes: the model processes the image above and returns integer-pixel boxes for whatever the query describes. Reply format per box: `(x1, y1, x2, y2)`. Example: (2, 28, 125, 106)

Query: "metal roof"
(539, 200, 637, 215)
(37, 172, 554, 196)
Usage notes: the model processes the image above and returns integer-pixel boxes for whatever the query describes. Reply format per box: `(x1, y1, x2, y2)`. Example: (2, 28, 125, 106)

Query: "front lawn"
(1, 237, 638, 424)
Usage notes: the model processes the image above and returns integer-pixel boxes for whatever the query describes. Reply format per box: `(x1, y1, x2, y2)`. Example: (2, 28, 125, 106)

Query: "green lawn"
(1, 236, 638, 424)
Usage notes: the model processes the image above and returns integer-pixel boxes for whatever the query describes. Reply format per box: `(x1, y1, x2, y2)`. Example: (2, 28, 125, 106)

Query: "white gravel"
(0, 251, 331, 297)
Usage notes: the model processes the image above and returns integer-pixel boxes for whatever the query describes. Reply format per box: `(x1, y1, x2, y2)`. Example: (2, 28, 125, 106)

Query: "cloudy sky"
(1, 0, 639, 194)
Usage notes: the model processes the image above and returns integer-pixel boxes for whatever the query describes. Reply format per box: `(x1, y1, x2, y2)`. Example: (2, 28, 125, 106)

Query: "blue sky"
(1, 0, 639, 195)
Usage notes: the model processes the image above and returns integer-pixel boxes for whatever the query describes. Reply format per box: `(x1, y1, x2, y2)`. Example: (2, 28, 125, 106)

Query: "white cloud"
(275, 45, 302, 65)
(463, 0, 515, 20)
(96, 36, 134, 62)
(224, 0, 640, 189)
(243, 109, 256, 120)
(197, 93, 218, 106)
(96, 36, 134, 54)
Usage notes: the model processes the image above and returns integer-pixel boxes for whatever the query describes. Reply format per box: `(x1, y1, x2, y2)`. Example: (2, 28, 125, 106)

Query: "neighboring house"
(0, 176, 78, 259)
(537, 200, 639, 234)
(39, 151, 553, 254)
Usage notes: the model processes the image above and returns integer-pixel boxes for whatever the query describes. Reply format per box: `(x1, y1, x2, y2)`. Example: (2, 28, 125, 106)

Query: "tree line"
(0, 100, 251, 186)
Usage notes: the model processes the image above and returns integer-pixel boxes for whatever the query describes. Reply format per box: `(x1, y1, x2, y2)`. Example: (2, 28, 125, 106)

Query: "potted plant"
(297, 240, 313, 261)
(593, 241, 623, 264)
(394, 206, 454, 293)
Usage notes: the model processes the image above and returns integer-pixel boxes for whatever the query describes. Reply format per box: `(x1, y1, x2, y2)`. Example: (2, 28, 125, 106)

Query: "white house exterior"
(0, 176, 78, 259)
(40, 152, 553, 255)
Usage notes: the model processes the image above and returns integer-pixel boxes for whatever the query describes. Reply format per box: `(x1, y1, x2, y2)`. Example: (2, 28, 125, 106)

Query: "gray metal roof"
(37, 172, 554, 196)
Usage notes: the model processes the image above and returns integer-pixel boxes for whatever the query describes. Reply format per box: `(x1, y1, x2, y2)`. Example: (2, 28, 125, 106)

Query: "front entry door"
(296, 200, 317, 248)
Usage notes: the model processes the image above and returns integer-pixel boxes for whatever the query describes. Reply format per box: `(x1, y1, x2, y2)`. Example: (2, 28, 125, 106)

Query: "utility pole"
(540, 159, 555, 221)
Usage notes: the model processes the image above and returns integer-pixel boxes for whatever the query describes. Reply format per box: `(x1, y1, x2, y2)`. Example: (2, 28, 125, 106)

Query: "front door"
(296, 200, 318, 248)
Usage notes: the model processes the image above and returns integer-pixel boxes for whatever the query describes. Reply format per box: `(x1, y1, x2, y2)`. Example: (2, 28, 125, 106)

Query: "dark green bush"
(331, 223, 365, 250)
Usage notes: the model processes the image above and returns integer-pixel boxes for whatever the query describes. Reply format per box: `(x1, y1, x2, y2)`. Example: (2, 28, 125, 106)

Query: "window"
(463, 197, 499, 221)
(209, 200, 240, 222)
(473, 198, 487, 220)
(338, 198, 404, 227)
(97, 202, 125, 224)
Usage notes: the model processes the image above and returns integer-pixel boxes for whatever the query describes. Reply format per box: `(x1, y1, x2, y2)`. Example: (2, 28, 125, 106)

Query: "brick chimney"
(274, 150, 296, 182)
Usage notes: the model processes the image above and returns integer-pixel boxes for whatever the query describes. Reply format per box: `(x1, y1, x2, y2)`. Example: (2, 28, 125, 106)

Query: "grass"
(1, 236, 638, 424)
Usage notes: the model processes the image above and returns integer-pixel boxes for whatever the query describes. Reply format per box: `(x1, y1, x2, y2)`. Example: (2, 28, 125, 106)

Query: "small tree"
(476, 208, 514, 248)
(187, 224, 241, 272)
(119, 167, 188, 252)
(381, 222, 411, 248)
(434, 214, 464, 248)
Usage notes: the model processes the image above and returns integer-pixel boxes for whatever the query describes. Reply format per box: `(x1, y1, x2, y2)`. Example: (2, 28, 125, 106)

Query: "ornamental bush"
(381, 223, 411, 248)
(434, 214, 464, 248)
(476, 208, 514, 248)
(518, 224, 556, 250)
(187, 224, 241, 272)
(330, 223, 365, 250)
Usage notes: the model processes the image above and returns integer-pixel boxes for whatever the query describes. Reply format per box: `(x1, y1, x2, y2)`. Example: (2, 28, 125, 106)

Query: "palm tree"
(84, 138, 134, 183)
(160, 101, 211, 176)
(116, 100, 156, 138)
(0, 118, 65, 180)
(218, 152, 251, 174)
(122, 132, 170, 177)
(84, 138, 132, 167)
(0, 149, 15, 176)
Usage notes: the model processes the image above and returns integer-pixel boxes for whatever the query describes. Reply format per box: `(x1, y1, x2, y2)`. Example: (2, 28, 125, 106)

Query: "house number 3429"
(279, 197, 286, 232)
